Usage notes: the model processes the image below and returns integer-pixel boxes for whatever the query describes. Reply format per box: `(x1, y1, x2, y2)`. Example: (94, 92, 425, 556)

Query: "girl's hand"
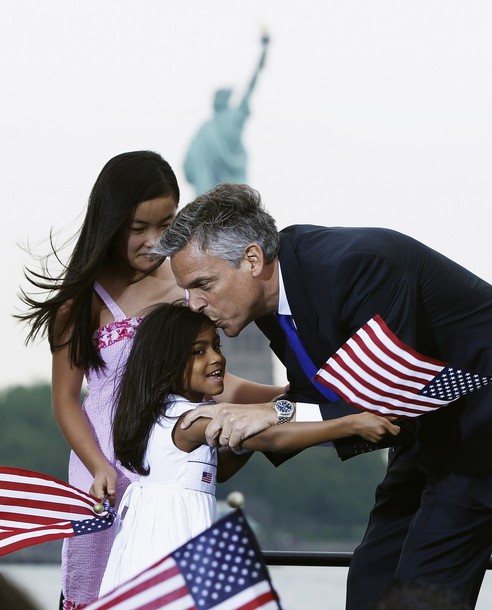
(350, 412, 401, 443)
(89, 463, 118, 506)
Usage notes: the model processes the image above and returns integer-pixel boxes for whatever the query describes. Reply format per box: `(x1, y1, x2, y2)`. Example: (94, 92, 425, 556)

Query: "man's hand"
(179, 403, 218, 428)
(181, 402, 278, 451)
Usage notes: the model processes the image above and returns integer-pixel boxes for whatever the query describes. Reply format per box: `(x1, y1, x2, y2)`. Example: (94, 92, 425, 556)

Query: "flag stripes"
(0, 467, 113, 556)
(85, 559, 194, 610)
(315, 315, 491, 417)
(0, 467, 100, 524)
(0, 522, 76, 554)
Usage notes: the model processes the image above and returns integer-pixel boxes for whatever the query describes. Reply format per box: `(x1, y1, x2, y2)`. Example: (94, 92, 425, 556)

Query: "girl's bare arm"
(51, 313, 117, 504)
(239, 412, 400, 452)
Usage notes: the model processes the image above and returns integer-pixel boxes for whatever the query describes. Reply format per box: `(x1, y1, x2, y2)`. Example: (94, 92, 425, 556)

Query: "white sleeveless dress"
(99, 395, 217, 596)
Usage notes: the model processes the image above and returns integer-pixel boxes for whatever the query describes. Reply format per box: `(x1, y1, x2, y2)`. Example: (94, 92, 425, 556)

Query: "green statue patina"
(184, 32, 270, 196)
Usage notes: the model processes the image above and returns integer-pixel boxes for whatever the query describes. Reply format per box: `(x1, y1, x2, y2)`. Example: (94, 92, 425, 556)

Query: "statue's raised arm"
(239, 31, 271, 111)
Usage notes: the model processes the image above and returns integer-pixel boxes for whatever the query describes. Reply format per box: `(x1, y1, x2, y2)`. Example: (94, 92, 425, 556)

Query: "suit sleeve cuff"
(293, 403, 335, 448)
(295, 402, 323, 422)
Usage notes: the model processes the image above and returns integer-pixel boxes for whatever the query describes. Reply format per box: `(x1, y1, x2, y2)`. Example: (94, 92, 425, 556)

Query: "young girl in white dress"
(99, 302, 400, 596)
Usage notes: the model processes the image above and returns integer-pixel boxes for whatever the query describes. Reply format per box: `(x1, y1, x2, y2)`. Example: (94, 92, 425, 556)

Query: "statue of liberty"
(182, 31, 275, 386)
(183, 32, 270, 196)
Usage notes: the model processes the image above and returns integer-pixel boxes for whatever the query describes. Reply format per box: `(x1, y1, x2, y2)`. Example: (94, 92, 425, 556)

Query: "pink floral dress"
(61, 282, 142, 609)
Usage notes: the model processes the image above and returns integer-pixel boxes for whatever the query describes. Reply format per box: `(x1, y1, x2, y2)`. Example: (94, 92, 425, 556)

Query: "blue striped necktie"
(276, 314, 340, 402)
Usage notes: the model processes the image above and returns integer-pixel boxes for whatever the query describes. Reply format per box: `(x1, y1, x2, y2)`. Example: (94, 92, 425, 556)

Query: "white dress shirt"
(277, 262, 323, 424)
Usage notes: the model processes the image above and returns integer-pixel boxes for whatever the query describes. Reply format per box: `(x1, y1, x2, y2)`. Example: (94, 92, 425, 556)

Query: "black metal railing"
(262, 551, 492, 569)
(263, 551, 352, 567)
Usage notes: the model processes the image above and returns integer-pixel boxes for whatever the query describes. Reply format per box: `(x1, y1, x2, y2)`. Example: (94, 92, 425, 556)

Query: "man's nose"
(188, 293, 206, 313)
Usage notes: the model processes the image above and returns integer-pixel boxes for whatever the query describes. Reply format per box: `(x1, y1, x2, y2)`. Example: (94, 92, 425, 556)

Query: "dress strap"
(94, 281, 127, 321)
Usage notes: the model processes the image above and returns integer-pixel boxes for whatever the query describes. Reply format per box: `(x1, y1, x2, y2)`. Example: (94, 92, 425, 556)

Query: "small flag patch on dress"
(201, 471, 213, 484)
(314, 315, 492, 418)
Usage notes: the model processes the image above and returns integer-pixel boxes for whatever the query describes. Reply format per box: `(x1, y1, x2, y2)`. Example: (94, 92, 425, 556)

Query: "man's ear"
(244, 243, 264, 276)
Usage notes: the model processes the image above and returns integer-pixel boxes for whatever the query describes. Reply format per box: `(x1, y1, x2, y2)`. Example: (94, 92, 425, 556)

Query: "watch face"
(276, 400, 293, 414)
(274, 399, 294, 424)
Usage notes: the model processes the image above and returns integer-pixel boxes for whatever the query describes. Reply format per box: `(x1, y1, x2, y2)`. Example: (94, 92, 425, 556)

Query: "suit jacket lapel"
(278, 233, 335, 369)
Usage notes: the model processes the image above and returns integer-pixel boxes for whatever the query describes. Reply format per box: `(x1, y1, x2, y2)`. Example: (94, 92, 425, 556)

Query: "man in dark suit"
(154, 183, 492, 610)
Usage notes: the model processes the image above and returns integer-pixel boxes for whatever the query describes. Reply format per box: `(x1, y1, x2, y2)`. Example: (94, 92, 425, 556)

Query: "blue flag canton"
(173, 511, 271, 609)
(72, 513, 114, 536)
(420, 366, 491, 401)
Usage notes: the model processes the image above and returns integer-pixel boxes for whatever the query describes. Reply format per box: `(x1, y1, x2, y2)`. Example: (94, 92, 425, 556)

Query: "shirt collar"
(277, 261, 292, 316)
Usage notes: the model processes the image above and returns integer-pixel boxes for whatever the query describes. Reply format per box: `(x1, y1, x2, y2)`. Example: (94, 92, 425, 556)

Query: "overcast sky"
(2, 1, 492, 389)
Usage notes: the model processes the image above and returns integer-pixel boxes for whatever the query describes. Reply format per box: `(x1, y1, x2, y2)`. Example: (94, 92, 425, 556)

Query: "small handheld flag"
(0, 466, 114, 556)
(314, 315, 492, 418)
(85, 508, 283, 610)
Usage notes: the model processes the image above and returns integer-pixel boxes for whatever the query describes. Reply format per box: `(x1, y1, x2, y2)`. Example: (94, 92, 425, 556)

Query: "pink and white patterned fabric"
(62, 283, 142, 609)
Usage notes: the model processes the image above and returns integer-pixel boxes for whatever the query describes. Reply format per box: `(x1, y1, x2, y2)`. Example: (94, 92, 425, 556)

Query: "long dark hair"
(113, 302, 215, 475)
(16, 151, 180, 371)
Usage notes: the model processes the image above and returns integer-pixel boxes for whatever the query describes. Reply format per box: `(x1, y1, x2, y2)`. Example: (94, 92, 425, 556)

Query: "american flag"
(314, 315, 492, 418)
(0, 467, 114, 556)
(85, 509, 283, 610)
(201, 471, 213, 484)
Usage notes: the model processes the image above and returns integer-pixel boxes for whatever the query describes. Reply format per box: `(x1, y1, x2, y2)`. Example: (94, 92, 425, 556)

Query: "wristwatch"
(273, 399, 295, 424)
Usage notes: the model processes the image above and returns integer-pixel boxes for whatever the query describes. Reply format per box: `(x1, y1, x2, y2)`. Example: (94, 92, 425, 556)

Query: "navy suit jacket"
(255, 225, 492, 502)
